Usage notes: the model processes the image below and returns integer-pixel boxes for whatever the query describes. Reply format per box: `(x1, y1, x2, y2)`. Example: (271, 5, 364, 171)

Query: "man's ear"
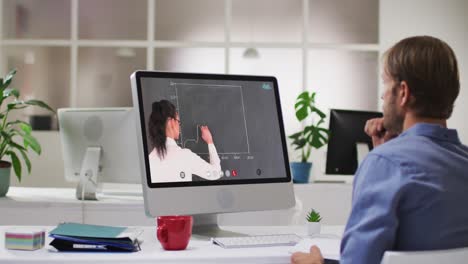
(398, 81, 411, 107)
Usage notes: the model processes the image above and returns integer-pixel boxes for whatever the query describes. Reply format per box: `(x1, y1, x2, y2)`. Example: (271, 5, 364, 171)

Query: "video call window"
(136, 72, 291, 187)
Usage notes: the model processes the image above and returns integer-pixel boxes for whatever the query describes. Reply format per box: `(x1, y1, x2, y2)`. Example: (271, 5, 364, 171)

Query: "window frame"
(0, 0, 380, 108)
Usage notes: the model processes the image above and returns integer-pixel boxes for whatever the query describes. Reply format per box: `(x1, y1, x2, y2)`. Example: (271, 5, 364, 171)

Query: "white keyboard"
(212, 234, 302, 249)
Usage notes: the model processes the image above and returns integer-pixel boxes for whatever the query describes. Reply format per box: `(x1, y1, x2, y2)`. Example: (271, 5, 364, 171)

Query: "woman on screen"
(148, 100, 222, 183)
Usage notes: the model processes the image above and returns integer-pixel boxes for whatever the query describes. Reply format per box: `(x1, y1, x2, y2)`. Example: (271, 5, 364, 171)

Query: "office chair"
(380, 247, 468, 264)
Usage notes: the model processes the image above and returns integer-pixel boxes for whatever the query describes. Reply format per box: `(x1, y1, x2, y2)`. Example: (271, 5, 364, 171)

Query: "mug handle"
(157, 224, 168, 243)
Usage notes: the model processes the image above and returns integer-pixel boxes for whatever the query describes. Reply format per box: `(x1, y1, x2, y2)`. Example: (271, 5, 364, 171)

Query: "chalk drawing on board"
(170, 82, 251, 155)
(183, 124, 201, 147)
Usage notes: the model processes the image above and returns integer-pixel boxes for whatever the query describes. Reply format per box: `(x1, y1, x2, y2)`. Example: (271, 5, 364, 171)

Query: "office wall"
(380, 0, 468, 142)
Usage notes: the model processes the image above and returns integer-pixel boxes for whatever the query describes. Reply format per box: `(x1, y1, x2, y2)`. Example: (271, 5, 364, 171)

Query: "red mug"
(157, 215, 193, 250)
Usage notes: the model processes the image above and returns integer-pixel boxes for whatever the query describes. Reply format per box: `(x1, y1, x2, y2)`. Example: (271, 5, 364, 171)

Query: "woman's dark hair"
(148, 100, 177, 158)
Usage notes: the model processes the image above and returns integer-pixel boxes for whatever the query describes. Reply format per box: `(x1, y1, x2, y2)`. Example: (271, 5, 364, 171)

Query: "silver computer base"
(76, 147, 101, 201)
(192, 214, 247, 240)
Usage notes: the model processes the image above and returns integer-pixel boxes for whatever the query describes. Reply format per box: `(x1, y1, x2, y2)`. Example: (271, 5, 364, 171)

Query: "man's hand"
(291, 246, 324, 264)
(364, 118, 397, 147)
(200, 125, 214, 144)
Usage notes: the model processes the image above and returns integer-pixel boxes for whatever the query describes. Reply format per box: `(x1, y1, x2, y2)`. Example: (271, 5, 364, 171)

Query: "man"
(291, 36, 468, 264)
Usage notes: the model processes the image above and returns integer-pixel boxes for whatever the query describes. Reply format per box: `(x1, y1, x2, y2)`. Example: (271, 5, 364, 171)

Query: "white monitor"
(131, 71, 295, 237)
(58, 108, 142, 200)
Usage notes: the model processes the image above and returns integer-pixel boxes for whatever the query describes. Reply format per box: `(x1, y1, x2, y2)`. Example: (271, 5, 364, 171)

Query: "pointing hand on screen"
(200, 126, 214, 144)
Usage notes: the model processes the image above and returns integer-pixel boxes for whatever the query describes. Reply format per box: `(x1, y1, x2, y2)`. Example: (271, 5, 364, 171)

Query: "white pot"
(306, 222, 321, 236)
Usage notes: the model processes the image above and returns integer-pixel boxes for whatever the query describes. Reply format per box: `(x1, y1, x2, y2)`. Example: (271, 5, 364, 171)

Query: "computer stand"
(192, 214, 247, 240)
(75, 147, 102, 201)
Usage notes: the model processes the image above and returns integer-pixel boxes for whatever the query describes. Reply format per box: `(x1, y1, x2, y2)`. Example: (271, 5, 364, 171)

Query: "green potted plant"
(0, 69, 54, 197)
(306, 208, 322, 236)
(289, 91, 329, 183)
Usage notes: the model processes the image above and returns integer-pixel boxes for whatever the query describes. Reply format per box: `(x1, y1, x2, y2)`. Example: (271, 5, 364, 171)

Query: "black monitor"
(325, 109, 383, 175)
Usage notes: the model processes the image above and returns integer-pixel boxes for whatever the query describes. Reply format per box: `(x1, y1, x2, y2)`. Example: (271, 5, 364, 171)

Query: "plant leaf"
(294, 92, 313, 121)
(295, 107, 308, 121)
(294, 91, 321, 122)
(18, 148, 31, 174)
(7, 120, 31, 128)
(23, 134, 41, 155)
(306, 209, 322, 222)
(20, 123, 32, 134)
(0, 69, 16, 90)
(0, 130, 13, 144)
(290, 90, 329, 161)
(3, 88, 20, 98)
(293, 138, 307, 150)
(289, 131, 302, 137)
(7, 101, 28, 111)
(9, 141, 27, 151)
(3, 69, 16, 85)
(311, 106, 326, 119)
(297, 91, 309, 101)
(303, 125, 329, 149)
(310, 92, 316, 101)
(312, 129, 329, 148)
(8, 141, 31, 174)
(315, 118, 325, 127)
(0, 132, 12, 157)
(288, 131, 302, 140)
(24, 99, 55, 113)
(7, 150, 22, 182)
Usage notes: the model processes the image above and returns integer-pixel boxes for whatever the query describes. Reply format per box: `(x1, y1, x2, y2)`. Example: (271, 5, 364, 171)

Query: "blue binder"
(49, 223, 141, 252)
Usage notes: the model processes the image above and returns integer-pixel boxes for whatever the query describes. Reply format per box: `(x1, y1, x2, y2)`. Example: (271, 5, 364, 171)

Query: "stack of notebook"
(49, 222, 142, 252)
(5, 228, 45, 251)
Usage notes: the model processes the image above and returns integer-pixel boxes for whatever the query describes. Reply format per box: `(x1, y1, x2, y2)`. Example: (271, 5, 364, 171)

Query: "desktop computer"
(316, 109, 382, 182)
(130, 71, 295, 237)
(58, 108, 142, 200)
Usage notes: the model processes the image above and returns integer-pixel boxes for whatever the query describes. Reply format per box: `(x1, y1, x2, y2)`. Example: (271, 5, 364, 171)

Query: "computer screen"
(325, 109, 383, 176)
(58, 108, 142, 200)
(131, 71, 295, 232)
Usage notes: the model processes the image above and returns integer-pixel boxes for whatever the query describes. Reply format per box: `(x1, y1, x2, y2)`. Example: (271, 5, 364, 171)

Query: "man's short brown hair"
(384, 36, 460, 119)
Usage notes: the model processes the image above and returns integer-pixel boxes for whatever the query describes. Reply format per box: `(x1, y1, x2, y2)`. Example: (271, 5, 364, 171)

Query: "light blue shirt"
(340, 123, 468, 264)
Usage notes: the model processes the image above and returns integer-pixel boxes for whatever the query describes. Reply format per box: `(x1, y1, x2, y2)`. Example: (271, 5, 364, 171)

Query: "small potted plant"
(0, 69, 54, 197)
(306, 208, 322, 236)
(289, 91, 329, 183)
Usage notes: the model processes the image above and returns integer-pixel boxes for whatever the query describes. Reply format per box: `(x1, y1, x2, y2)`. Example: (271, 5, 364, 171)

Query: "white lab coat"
(148, 137, 222, 182)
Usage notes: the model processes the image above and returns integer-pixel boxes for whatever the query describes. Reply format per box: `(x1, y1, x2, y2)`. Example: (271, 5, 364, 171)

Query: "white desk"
(0, 187, 153, 226)
(0, 186, 352, 226)
(0, 225, 343, 263)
